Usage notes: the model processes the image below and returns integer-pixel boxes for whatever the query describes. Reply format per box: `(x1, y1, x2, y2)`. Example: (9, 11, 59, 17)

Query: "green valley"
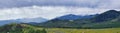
(0, 23, 120, 33)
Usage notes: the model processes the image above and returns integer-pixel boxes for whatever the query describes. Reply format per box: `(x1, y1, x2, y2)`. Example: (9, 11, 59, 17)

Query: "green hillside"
(0, 23, 120, 33)
(0, 23, 47, 33)
(39, 10, 120, 29)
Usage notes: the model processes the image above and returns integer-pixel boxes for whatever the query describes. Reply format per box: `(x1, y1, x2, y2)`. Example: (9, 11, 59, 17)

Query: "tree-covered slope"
(0, 23, 47, 33)
(39, 14, 94, 28)
(39, 10, 120, 29)
(91, 10, 120, 22)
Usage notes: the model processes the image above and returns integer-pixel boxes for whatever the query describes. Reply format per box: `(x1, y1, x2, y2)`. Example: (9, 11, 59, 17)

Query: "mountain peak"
(92, 10, 120, 22)
(65, 14, 77, 16)
(105, 10, 120, 13)
(108, 10, 117, 11)
(56, 14, 81, 20)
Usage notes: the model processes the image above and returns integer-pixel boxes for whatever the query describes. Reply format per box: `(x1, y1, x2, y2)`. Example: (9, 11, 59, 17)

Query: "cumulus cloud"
(0, 0, 120, 20)
(0, 0, 120, 9)
(0, 6, 70, 20)
(0, 6, 117, 20)
(97, 0, 120, 9)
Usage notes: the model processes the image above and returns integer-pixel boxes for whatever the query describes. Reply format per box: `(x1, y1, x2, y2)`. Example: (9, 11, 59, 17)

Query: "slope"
(0, 23, 47, 33)
(91, 10, 120, 22)
(39, 10, 120, 29)
(39, 14, 95, 28)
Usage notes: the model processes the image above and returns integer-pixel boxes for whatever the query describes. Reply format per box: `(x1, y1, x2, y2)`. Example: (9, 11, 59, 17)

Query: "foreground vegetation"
(0, 23, 47, 33)
(46, 28, 120, 33)
(0, 23, 120, 33)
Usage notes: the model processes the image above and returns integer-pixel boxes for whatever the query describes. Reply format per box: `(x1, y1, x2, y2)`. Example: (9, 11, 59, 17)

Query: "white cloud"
(1, 6, 119, 20)
(0, 0, 120, 9)
(0, 0, 120, 20)
(0, 6, 68, 20)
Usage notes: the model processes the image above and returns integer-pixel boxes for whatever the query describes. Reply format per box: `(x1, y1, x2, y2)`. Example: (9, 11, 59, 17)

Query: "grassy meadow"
(1, 24, 120, 33)
(42, 28, 120, 33)
(23, 24, 120, 33)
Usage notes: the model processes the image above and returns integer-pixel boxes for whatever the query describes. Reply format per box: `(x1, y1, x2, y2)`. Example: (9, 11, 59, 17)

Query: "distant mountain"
(0, 17, 48, 26)
(54, 14, 95, 20)
(39, 10, 120, 29)
(92, 10, 120, 22)
(39, 14, 96, 28)
(82, 10, 120, 28)
(17, 17, 48, 23)
(0, 20, 21, 26)
(1, 10, 120, 29)
(56, 14, 82, 20)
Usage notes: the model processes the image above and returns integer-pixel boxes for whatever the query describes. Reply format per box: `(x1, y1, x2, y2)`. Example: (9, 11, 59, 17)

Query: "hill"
(0, 17, 47, 26)
(0, 23, 47, 33)
(39, 14, 96, 28)
(56, 14, 94, 20)
(39, 10, 120, 29)
(17, 17, 48, 23)
(92, 10, 120, 22)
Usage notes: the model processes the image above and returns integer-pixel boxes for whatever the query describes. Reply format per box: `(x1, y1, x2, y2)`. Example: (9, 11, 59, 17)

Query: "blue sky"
(0, 0, 120, 20)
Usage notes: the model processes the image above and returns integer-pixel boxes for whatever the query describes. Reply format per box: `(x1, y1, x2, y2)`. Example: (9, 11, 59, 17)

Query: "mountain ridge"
(0, 17, 48, 26)
(92, 10, 120, 22)
(38, 10, 120, 29)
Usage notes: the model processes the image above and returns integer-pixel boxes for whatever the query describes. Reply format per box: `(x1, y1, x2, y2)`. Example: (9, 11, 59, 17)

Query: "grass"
(4, 24, 120, 33)
(22, 24, 120, 33)
(25, 24, 120, 33)
(41, 28, 120, 33)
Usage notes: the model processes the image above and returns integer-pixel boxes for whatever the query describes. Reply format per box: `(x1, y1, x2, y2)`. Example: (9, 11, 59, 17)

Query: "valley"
(0, 23, 120, 33)
(0, 10, 120, 33)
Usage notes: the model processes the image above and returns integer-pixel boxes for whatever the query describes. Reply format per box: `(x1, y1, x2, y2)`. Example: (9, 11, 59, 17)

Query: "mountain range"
(91, 10, 120, 22)
(55, 14, 95, 20)
(0, 17, 47, 26)
(1, 10, 120, 29)
(0, 10, 120, 33)
(17, 17, 47, 23)
(39, 10, 120, 29)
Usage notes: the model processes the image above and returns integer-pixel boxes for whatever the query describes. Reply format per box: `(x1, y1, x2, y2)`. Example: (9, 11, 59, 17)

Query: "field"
(43, 28, 120, 33)
(1, 24, 120, 33)
(26, 24, 120, 33)
(23, 26, 120, 33)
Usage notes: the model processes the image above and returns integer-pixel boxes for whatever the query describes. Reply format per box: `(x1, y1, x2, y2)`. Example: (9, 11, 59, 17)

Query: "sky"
(0, 0, 120, 20)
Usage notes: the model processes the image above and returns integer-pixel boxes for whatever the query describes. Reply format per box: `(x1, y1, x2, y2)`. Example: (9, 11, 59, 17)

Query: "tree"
(40, 29, 47, 33)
